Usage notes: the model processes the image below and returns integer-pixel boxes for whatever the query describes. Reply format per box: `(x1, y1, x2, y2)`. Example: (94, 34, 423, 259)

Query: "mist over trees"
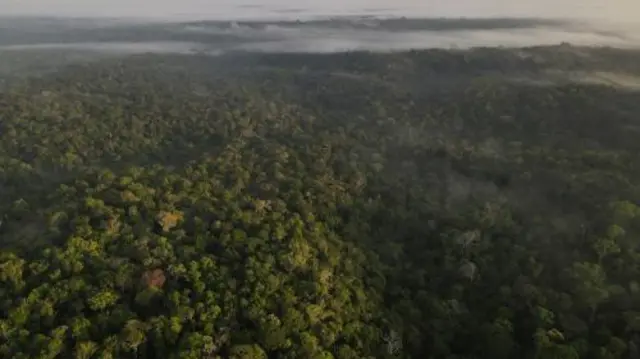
(2, 17, 640, 359)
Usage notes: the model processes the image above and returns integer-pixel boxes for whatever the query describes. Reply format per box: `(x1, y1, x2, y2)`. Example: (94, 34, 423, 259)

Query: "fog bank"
(2, 17, 640, 54)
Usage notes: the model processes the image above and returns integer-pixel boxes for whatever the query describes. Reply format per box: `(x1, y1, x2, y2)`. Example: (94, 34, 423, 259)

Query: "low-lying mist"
(1, 17, 639, 54)
(2, 16, 640, 92)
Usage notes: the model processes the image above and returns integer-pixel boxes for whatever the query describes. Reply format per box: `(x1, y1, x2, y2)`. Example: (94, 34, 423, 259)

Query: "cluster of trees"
(2, 47, 640, 358)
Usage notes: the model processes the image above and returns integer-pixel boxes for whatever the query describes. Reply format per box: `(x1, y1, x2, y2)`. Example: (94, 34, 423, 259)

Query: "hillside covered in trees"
(2, 44, 640, 359)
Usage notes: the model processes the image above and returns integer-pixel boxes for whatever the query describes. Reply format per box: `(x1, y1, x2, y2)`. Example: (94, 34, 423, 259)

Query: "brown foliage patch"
(156, 211, 183, 232)
(141, 269, 166, 289)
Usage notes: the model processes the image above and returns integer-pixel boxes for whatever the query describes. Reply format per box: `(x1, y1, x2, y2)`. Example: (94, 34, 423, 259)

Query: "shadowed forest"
(2, 17, 640, 359)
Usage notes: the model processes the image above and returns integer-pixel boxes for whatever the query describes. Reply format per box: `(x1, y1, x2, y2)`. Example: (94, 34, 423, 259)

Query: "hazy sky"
(1, 0, 638, 22)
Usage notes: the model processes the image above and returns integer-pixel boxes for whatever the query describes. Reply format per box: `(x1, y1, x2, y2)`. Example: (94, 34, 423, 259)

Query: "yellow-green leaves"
(88, 290, 119, 311)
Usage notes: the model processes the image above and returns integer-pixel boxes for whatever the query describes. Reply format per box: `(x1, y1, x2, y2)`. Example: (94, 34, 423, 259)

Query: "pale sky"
(1, 0, 638, 23)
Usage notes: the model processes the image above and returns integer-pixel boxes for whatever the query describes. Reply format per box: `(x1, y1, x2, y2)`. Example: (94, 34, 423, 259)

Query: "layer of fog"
(2, 16, 640, 93)
(2, 20, 639, 55)
(219, 25, 640, 52)
(0, 42, 201, 54)
(512, 71, 640, 91)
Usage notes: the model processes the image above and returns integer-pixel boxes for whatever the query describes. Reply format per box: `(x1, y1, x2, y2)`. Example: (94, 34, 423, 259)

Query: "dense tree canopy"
(2, 46, 640, 358)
